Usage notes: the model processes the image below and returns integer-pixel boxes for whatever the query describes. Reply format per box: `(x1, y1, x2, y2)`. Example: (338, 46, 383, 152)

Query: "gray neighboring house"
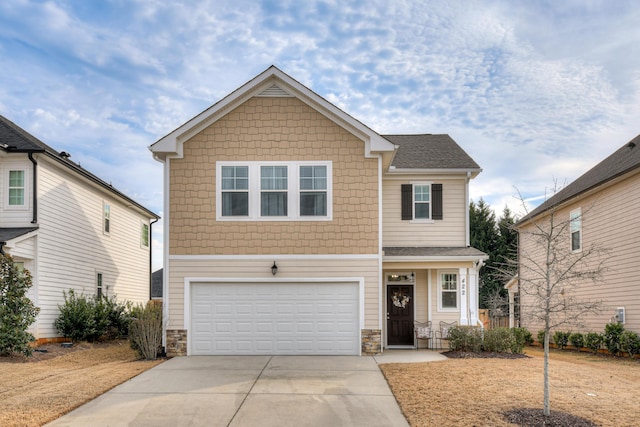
(152, 268, 163, 299)
(0, 115, 159, 342)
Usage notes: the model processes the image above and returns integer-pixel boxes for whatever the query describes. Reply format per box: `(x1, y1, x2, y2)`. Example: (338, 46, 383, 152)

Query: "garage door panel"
(191, 282, 359, 355)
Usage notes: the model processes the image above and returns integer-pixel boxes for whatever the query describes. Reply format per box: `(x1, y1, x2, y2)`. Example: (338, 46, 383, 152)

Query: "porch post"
(468, 266, 478, 326)
(459, 268, 468, 325)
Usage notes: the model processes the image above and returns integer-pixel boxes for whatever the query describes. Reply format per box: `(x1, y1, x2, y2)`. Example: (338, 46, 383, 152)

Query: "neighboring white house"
(0, 115, 159, 342)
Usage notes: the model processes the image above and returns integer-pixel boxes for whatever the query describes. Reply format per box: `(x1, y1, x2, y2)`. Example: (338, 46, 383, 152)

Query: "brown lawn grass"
(0, 340, 163, 427)
(380, 347, 640, 427)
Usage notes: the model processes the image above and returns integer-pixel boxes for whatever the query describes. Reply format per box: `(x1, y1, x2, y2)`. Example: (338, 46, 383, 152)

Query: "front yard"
(2, 343, 639, 426)
(381, 347, 640, 426)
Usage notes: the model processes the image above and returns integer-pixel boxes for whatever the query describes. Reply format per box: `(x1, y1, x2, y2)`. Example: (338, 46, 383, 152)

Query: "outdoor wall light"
(271, 261, 278, 276)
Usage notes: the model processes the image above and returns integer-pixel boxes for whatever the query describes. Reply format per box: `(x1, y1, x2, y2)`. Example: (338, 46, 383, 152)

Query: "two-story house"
(513, 135, 640, 335)
(0, 115, 159, 342)
(150, 66, 486, 356)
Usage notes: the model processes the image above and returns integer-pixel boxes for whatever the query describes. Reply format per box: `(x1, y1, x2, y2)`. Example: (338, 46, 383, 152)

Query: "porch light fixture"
(271, 261, 278, 276)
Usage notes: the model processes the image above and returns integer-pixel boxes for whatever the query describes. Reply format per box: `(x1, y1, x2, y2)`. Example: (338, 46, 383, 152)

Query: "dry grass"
(380, 347, 640, 427)
(0, 340, 163, 427)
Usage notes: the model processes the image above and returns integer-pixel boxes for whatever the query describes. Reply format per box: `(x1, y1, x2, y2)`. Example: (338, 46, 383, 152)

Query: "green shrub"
(448, 326, 483, 352)
(129, 301, 162, 360)
(620, 330, 640, 358)
(569, 333, 585, 350)
(55, 291, 131, 342)
(511, 328, 532, 354)
(484, 328, 515, 353)
(603, 322, 625, 356)
(585, 332, 602, 354)
(0, 254, 40, 356)
(537, 330, 547, 344)
(553, 331, 571, 350)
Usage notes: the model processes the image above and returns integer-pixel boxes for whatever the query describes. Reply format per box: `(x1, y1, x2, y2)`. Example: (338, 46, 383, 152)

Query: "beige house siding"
(382, 176, 467, 247)
(166, 257, 381, 332)
(169, 97, 379, 256)
(518, 171, 640, 335)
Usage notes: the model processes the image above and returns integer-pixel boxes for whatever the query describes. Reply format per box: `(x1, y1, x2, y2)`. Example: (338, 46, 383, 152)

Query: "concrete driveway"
(45, 354, 419, 427)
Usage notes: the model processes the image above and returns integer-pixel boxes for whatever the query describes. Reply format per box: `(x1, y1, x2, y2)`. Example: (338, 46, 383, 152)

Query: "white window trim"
(96, 272, 104, 298)
(5, 168, 29, 210)
(103, 202, 111, 235)
(216, 161, 333, 221)
(410, 181, 434, 223)
(570, 207, 582, 253)
(141, 222, 150, 249)
(437, 269, 459, 312)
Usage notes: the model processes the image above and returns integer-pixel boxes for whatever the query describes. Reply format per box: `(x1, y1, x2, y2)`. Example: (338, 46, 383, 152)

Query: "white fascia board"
(4, 229, 39, 249)
(387, 167, 482, 178)
(383, 255, 489, 263)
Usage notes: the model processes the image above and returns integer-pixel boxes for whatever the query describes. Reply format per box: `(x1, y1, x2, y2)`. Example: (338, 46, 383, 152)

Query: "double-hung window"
(300, 165, 327, 216)
(401, 183, 443, 221)
(261, 166, 288, 216)
(103, 203, 111, 234)
(221, 166, 249, 216)
(216, 161, 332, 220)
(141, 223, 150, 248)
(570, 208, 581, 252)
(8, 170, 25, 206)
(439, 271, 458, 310)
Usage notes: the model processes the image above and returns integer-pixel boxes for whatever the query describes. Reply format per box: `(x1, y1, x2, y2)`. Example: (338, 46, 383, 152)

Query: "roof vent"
(256, 84, 293, 98)
(60, 151, 71, 159)
(628, 142, 636, 149)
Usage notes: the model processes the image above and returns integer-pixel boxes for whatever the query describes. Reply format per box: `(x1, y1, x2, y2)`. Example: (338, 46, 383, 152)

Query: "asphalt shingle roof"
(383, 134, 481, 170)
(0, 227, 38, 243)
(383, 246, 487, 258)
(520, 134, 640, 222)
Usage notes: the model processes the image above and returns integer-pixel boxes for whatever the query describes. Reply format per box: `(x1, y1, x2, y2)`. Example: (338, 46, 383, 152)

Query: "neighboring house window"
(97, 273, 103, 298)
(439, 271, 458, 310)
(8, 170, 25, 206)
(216, 161, 332, 220)
(261, 166, 288, 216)
(570, 208, 582, 252)
(141, 223, 150, 248)
(300, 165, 327, 216)
(221, 166, 249, 216)
(401, 183, 443, 221)
(103, 203, 111, 234)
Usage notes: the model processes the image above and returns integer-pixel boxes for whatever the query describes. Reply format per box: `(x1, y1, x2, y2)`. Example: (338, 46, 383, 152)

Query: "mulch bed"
(503, 408, 599, 427)
(442, 350, 530, 359)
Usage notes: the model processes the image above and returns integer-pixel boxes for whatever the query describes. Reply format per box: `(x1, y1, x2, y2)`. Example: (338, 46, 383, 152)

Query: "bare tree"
(511, 184, 607, 417)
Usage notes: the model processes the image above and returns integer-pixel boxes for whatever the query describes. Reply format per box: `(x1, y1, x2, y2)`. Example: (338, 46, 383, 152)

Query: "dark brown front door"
(387, 285, 414, 346)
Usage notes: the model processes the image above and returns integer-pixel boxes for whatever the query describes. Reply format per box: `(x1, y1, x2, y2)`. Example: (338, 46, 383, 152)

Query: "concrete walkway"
(46, 350, 445, 427)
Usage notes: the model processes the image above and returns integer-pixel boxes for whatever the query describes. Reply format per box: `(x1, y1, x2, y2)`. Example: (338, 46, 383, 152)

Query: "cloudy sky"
(1, 0, 639, 270)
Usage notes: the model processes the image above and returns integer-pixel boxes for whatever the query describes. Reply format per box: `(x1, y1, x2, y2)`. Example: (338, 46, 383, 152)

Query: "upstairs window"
(300, 165, 327, 216)
(8, 170, 25, 206)
(401, 183, 443, 221)
(216, 161, 332, 221)
(103, 203, 111, 234)
(141, 223, 150, 248)
(261, 166, 288, 216)
(570, 208, 581, 252)
(221, 166, 249, 216)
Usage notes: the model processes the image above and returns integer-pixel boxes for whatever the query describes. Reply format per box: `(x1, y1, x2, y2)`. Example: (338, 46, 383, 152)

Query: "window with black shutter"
(401, 183, 443, 221)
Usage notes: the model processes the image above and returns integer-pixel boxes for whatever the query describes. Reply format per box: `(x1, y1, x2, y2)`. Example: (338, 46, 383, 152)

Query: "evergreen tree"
(0, 254, 39, 356)
(469, 199, 501, 308)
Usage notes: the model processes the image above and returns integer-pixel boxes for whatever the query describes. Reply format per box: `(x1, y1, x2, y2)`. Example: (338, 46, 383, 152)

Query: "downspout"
(465, 171, 471, 246)
(28, 152, 38, 224)
(0, 242, 5, 255)
(149, 217, 159, 300)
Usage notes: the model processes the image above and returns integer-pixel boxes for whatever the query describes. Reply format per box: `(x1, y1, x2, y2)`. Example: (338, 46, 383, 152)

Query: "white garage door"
(190, 282, 360, 355)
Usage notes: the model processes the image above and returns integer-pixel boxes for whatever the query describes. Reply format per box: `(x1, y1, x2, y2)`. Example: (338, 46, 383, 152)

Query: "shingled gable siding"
(400, 183, 443, 220)
(169, 97, 379, 255)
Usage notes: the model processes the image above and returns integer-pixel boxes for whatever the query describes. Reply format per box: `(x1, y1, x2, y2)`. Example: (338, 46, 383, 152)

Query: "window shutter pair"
(401, 183, 443, 220)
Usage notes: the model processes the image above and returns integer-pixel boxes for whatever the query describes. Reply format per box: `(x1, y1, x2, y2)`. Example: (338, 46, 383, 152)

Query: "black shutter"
(401, 184, 413, 220)
(432, 183, 443, 220)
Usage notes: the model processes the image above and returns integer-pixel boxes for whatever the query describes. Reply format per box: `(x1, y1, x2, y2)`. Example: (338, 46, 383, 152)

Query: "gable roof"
(0, 115, 159, 219)
(519, 134, 640, 223)
(149, 65, 396, 160)
(383, 134, 482, 176)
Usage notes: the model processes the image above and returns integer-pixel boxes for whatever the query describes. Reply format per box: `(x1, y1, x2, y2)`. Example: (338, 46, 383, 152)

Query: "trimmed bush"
(55, 290, 131, 342)
(603, 322, 625, 356)
(129, 301, 162, 360)
(448, 326, 483, 352)
(483, 328, 515, 353)
(512, 328, 533, 354)
(537, 330, 547, 344)
(569, 333, 585, 350)
(585, 332, 602, 354)
(553, 331, 571, 350)
(0, 254, 40, 356)
(620, 330, 640, 358)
